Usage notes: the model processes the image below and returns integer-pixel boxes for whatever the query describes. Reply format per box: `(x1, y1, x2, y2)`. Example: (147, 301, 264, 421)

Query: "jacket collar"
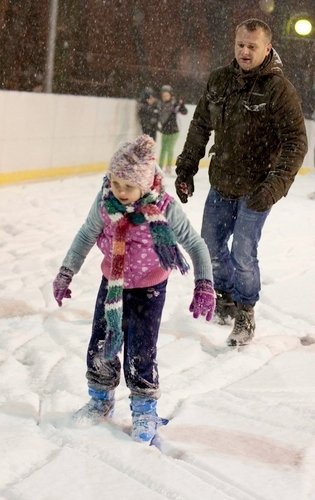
(231, 48, 284, 80)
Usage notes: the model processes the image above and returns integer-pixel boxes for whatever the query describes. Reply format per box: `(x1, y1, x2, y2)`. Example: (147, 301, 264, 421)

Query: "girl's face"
(110, 174, 142, 205)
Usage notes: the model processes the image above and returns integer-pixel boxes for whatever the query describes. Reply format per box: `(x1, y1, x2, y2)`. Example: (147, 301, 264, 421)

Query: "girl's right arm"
(165, 199, 213, 282)
(61, 191, 104, 274)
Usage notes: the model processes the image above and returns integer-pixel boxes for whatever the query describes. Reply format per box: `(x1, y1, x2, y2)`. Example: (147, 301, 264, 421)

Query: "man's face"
(235, 26, 271, 72)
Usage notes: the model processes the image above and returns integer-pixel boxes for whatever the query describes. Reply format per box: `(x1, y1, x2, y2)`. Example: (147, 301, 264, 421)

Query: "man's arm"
(176, 82, 213, 177)
(247, 77, 308, 212)
(264, 78, 308, 202)
(175, 79, 213, 202)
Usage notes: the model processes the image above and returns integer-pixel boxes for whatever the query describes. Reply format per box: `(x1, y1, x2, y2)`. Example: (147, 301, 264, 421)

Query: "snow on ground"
(0, 169, 315, 500)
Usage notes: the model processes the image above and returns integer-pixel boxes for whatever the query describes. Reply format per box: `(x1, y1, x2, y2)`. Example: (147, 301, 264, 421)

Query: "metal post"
(44, 0, 59, 93)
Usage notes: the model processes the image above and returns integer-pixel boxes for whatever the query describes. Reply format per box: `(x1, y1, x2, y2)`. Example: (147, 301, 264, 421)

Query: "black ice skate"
(215, 289, 237, 324)
(227, 305, 255, 346)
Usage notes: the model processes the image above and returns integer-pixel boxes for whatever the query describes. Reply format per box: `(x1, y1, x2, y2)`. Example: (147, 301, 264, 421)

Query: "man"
(175, 19, 307, 346)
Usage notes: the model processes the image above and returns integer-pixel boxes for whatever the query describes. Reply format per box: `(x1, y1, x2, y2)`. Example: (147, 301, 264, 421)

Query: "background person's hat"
(160, 84, 173, 94)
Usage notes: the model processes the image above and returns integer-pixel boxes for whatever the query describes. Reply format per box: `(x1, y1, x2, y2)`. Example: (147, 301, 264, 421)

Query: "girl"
(159, 85, 187, 174)
(53, 135, 215, 444)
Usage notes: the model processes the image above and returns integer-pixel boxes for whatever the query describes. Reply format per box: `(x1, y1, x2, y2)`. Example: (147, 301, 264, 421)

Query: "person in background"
(137, 87, 159, 140)
(159, 85, 187, 175)
(53, 135, 215, 444)
(175, 18, 307, 347)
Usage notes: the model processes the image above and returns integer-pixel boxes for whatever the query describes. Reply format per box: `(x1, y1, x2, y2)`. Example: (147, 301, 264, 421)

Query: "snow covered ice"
(1, 169, 315, 500)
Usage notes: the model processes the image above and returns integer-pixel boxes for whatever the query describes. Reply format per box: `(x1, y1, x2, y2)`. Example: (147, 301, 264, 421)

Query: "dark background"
(0, 0, 314, 117)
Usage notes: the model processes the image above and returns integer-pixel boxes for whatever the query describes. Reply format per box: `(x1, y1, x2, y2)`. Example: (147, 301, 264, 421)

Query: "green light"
(294, 19, 312, 36)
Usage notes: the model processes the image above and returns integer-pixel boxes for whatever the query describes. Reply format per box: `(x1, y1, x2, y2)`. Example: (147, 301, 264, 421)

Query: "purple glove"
(53, 266, 74, 307)
(189, 279, 216, 321)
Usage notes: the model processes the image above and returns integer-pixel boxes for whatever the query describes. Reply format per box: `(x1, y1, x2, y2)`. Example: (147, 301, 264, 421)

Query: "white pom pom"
(134, 134, 155, 158)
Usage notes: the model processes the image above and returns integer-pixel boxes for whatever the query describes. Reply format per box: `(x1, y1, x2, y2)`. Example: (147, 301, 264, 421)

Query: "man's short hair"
(236, 18, 272, 42)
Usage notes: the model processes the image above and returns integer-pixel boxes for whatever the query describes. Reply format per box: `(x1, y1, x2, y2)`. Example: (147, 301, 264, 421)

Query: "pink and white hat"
(109, 134, 156, 193)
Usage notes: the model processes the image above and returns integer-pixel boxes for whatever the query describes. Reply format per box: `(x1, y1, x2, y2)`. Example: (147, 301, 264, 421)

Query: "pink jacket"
(96, 194, 172, 288)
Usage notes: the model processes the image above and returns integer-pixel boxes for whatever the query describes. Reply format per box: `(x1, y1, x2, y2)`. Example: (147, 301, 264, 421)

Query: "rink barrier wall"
(0, 162, 106, 184)
(0, 90, 141, 186)
(0, 90, 313, 186)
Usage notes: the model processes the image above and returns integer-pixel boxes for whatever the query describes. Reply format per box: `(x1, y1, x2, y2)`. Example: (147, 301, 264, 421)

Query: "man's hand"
(247, 185, 275, 212)
(175, 175, 194, 203)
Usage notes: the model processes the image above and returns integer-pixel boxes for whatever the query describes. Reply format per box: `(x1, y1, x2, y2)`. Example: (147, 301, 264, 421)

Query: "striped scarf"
(101, 172, 189, 360)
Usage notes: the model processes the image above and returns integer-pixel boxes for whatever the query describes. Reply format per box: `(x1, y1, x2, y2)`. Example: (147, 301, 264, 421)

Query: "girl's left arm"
(165, 200, 213, 282)
(61, 191, 104, 274)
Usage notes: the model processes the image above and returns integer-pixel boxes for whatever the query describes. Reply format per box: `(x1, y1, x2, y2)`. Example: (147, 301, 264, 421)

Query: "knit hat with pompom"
(109, 134, 156, 194)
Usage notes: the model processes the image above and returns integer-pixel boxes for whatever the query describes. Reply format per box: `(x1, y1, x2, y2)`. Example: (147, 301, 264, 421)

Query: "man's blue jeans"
(201, 188, 270, 306)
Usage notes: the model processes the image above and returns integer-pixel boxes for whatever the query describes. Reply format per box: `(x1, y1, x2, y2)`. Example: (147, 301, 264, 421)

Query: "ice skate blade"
(132, 433, 153, 444)
(227, 338, 253, 348)
(132, 432, 163, 447)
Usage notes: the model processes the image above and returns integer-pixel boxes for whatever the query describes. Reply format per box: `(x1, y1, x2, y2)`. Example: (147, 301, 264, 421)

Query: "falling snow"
(0, 170, 315, 499)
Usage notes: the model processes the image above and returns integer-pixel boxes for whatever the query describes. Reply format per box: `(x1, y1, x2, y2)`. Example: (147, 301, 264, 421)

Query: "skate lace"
(134, 415, 168, 428)
(233, 311, 250, 335)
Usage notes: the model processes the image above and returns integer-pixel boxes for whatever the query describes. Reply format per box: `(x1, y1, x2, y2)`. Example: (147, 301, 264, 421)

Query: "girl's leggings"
(159, 132, 179, 168)
(86, 277, 167, 399)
